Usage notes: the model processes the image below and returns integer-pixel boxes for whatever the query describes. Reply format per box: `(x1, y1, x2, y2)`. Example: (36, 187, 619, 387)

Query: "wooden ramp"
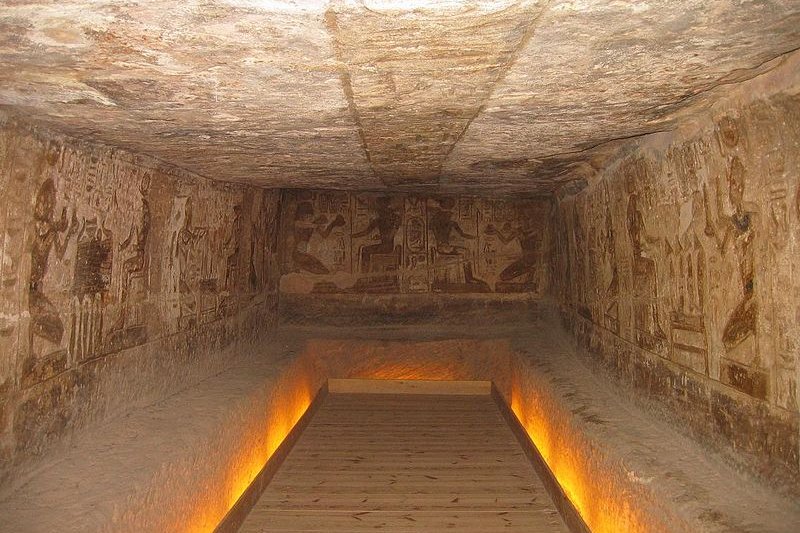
(238, 389, 570, 532)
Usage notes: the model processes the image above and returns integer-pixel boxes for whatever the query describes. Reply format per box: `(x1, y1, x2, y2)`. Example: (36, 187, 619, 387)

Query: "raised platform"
(237, 392, 570, 532)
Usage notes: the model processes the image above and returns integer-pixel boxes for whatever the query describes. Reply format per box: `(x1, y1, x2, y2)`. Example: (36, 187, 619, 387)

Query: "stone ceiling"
(1, 0, 799, 194)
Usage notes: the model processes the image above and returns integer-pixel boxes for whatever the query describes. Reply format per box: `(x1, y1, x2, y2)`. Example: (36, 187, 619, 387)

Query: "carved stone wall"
(279, 190, 551, 296)
(550, 68, 800, 486)
(0, 117, 281, 474)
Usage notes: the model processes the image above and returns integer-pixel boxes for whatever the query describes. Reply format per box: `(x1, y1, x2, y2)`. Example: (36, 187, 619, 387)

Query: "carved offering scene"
(279, 191, 551, 296)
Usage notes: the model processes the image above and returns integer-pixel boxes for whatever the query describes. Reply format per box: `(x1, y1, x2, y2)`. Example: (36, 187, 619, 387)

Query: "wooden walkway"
(238, 392, 569, 532)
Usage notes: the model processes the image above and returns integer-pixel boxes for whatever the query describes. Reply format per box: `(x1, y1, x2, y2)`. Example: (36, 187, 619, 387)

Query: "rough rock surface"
(0, 117, 281, 479)
(550, 52, 800, 491)
(1, 1, 799, 192)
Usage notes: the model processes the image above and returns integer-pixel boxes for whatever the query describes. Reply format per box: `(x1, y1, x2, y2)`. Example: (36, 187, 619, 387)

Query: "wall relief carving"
(280, 191, 550, 295)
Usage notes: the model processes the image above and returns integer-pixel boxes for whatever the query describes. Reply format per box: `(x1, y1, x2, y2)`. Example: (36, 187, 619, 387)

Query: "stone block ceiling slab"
(325, 0, 547, 186)
(0, 0, 378, 189)
(1, 0, 799, 193)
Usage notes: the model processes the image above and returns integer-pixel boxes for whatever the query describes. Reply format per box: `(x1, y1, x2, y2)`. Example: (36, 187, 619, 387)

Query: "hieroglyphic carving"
(626, 160, 668, 354)
(280, 191, 550, 295)
(291, 193, 346, 276)
(249, 189, 280, 294)
(428, 197, 488, 293)
(224, 204, 243, 292)
(30, 179, 75, 348)
(572, 201, 590, 319)
(69, 214, 113, 362)
(552, 97, 800, 411)
(1, 121, 283, 463)
(759, 104, 798, 410)
(551, 201, 573, 306)
(351, 196, 402, 293)
(600, 185, 620, 335)
(665, 188, 708, 374)
(165, 196, 206, 330)
(484, 200, 546, 294)
(402, 196, 428, 293)
(657, 141, 711, 375)
(28, 178, 78, 381)
(703, 116, 767, 399)
(0, 131, 31, 388)
(106, 172, 151, 351)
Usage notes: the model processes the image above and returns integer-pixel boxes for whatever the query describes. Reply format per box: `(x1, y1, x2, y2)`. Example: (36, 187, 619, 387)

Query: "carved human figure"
(172, 197, 207, 295)
(484, 215, 541, 283)
(553, 206, 572, 303)
(572, 205, 588, 309)
(626, 170, 666, 340)
(705, 156, 758, 350)
(291, 200, 345, 274)
(249, 196, 267, 291)
(597, 187, 619, 328)
(428, 198, 487, 290)
(429, 198, 474, 257)
(796, 181, 800, 230)
(29, 178, 77, 347)
(118, 173, 151, 305)
(352, 196, 401, 273)
(224, 205, 242, 290)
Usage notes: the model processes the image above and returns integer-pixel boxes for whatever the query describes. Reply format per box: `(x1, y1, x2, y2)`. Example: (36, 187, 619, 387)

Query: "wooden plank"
(238, 392, 569, 533)
(240, 509, 566, 532)
(252, 493, 540, 510)
(327, 378, 491, 395)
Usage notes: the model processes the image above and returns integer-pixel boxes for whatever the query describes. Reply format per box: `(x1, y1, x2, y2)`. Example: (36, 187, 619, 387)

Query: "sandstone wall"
(550, 61, 800, 486)
(0, 116, 281, 476)
(279, 189, 551, 296)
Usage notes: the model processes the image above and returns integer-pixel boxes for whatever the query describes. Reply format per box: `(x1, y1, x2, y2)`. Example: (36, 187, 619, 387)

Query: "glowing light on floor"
(181, 368, 314, 533)
(181, 339, 659, 533)
(509, 378, 652, 533)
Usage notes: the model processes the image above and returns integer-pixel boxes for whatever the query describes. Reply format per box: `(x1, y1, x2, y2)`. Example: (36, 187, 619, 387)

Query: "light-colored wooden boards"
(327, 378, 492, 395)
(238, 393, 569, 532)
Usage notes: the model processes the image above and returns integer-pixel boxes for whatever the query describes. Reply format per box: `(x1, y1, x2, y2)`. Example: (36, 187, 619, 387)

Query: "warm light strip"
(181, 372, 315, 533)
(508, 381, 652, 533)
(179, 336, 660, 533)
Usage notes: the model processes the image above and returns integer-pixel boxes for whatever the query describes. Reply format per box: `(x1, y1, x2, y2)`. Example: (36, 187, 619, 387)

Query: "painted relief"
(164, 196, 209, 331)
(106, 172, 151, 351)
(626, 160, 668, 355)
(706, 124, 766, 399)
(29, 178, 77, 372)
(352, 195, 403, 293)
(0, 125, 281, 390)
(552, 95, 800, 411)
(0, 131, 31, 390)
(288, 191, 348, 277)
(428, 197, 487, 293)
(481, 199, 548, 293)
(249, 189, 281, 294)
(280, 191, 550, 295)
(666, 189, 709, 373)
(402, 196, 429, 293)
